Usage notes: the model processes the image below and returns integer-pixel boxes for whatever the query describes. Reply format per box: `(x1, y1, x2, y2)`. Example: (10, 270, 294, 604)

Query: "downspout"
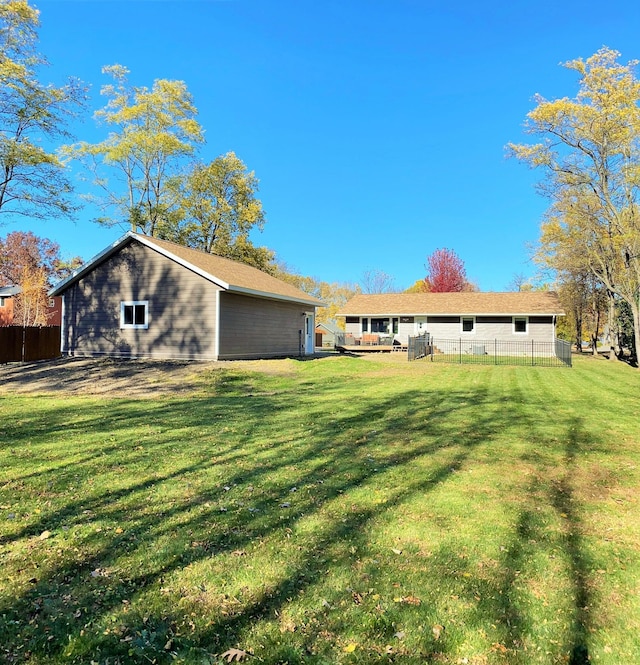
(214, 290, 220, 360)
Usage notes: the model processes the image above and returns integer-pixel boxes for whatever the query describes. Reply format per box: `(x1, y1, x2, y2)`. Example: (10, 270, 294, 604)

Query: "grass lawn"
(1, 353, 639, 664)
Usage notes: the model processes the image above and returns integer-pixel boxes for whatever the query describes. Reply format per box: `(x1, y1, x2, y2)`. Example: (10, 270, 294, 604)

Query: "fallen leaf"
(220, 648, 250, 662)
(343, 643, 358, 653)
(394, 631, 405, 640)
(432, 624, 444, 640)
(391, 548, 402, 555)
(39, 530, 52, 540)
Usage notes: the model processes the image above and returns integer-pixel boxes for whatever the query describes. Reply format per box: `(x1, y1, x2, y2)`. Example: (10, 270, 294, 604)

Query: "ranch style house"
(336, 292, 565, 349)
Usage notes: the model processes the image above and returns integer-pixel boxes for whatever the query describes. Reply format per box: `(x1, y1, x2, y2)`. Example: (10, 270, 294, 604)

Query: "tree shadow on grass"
(0, 366, 602, 663)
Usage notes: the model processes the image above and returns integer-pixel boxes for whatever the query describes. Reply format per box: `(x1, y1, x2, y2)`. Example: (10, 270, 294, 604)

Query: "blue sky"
(6, 0, 640, 291)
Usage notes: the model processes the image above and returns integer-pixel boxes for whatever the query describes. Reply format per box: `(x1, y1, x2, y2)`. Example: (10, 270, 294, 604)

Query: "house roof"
(0, 285, 21, 297)
(50, 232, 324, 307)
(337, 292, 565, 317)
(315, 321, 342, 334)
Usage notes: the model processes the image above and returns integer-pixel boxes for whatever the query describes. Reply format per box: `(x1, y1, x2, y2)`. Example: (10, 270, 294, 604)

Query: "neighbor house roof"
(0, 285, 21, 297)
(50, 232, 324, 307)
(337, 292, 565, 317)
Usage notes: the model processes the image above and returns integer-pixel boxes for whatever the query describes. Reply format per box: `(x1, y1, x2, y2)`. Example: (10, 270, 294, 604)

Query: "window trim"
(461, 316, 475, 334)
(120, 300, 149, 329)
(513, 316, 528, 334)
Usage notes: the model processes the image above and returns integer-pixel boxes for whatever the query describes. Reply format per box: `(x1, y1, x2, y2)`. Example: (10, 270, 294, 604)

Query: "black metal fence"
(408, 336, 572, 367)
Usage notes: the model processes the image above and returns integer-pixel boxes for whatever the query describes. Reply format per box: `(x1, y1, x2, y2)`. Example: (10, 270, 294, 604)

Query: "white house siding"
(426, 316, 461, 339)
(345, 320, 360, 337)
(398, 318, 415, 343)
(62, 241, 220, 360)
(342, 315, 556, 345)
(425, 316, 556, 343)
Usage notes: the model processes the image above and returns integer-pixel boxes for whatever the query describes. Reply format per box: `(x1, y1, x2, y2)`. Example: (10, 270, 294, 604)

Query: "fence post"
(531, 339, 534, 366)
(494, 339, 497, 365)
(459, 338, 462, 364)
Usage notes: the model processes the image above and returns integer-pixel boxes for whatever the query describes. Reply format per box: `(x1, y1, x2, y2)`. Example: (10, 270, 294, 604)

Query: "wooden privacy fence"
(0, 326, 61, 363)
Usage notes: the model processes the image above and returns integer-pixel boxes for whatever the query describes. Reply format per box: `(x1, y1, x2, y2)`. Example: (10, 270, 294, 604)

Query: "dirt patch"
(0, 356, 218, 397)
(0, 354, 338, 397)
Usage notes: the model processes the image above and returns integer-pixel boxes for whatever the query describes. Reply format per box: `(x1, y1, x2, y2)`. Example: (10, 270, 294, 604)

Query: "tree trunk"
(632, 301, 640, 369)
(574, 307, 583, 353)
(607, 290, 620, 361)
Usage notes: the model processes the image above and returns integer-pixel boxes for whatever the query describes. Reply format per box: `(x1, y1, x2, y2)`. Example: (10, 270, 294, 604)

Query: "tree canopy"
(168, 152, 266, 257)
(0, 0, 86, 221)
(509, 47, 640, 364)
(424, 248, 469, 292)
(65, 64, 203, 236)
(0, 230, 82, 325)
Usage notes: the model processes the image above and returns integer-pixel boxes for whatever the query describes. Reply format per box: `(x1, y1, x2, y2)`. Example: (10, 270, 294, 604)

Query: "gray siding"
(219, 292, 308, 359)
(63, 241, 220, 360)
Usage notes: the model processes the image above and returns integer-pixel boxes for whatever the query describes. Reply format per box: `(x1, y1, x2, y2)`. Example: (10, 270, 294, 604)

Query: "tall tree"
(0, 0, 86, 221)
(0, 230, 63, 284)
(509, 47, 640, 366)
(0, 230, 80, 325)
(424, 248, 468, 292)
(169, 152, 266, 258)
(360, 269, 397, 294)
(65, 65, 204, 235)
(12, 262, 48, 325)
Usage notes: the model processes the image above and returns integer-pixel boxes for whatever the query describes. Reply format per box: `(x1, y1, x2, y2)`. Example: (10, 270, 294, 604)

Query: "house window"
(392, 317, 399, 334)
(514, 317, 528, 334)
(0, 297, 5, 307)
(120, 301, 149, 329)
(461, 317, 475, 333)
(362, 318, 368, 332)
(371, 318, 389, 333)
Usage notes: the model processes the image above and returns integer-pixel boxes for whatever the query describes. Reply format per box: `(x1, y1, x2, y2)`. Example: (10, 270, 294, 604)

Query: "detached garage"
(50, 232, 323, 361)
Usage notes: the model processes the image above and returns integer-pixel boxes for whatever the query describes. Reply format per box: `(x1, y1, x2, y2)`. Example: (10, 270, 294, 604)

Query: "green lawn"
(1, 354, 639, 664)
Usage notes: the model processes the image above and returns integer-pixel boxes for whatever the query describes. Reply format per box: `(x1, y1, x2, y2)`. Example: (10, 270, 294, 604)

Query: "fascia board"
(49, 232, 135, 296)
(342, 310, 563, 316)
(228, 284, 324, 307)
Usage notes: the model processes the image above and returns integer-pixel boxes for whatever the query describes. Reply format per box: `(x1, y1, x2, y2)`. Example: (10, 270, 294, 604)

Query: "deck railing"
(411, 337, 572, 367)
(335, 332, 395, 348)
(407, 332, 430, 361)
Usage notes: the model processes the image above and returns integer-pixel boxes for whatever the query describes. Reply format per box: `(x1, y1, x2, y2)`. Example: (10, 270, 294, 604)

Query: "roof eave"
(229, 285, 324, 307)
(337, 310, 564, 317)
(49, 231, 136, 296)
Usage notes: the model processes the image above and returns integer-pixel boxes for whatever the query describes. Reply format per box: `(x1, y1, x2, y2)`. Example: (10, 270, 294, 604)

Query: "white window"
(513, 316, 528, 334)
(461, 316, 475, 333)
(120, 301, 149, 329)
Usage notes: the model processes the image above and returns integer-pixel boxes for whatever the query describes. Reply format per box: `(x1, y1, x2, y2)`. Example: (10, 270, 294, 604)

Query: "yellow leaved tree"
(509, 47, 640, 365)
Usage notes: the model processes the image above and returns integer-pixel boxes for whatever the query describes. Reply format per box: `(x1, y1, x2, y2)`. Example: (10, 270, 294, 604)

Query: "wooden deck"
(336, 344, 408, 354)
